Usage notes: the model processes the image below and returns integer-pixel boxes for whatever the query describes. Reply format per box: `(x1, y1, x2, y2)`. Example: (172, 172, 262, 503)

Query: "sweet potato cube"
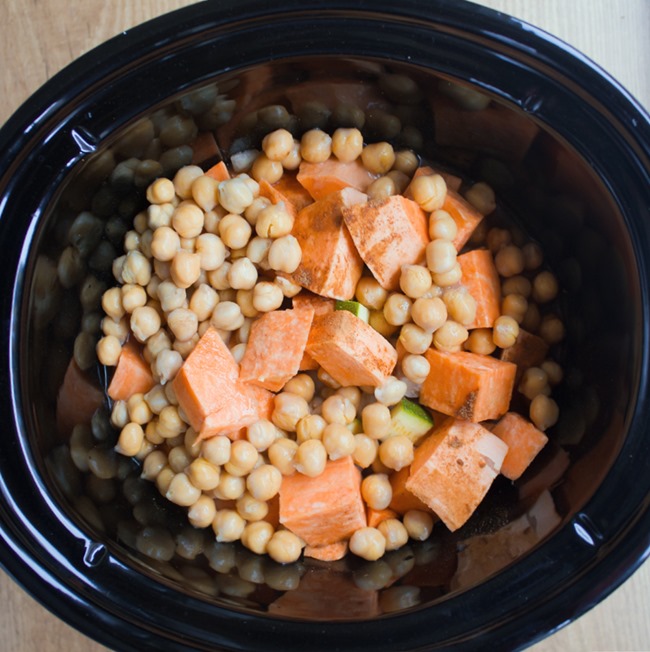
(57, 358, 105, 435)
(366, 507, 398, 529)
(500, 329, 549, 382)
(420, 349, 516, 422)
(204, 160, 230, 181)
(239, 308, 315, 392)
(442, 190, 485, 251)
(279, 456, 366, 547)
(388, 466, 433, 515)
(304, 540, 349, 562)
(405, 418, 508, 531)
(343, 195, 429, 290)
(172, 327, 241, 432)
(291, 187, 366, 300)
(306, 310, 398, 387)
(491, 412, 548, 480)
(198, 386, 261, 440)
(259, 174, 314, 219)
(458, 249, 501, 329)
(292, 291, 335, 316)
(297, 157, 377, 200)
(107, 339, 155, 401)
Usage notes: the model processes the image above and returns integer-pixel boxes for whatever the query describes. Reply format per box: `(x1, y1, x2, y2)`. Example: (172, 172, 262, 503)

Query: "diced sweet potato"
(420, 349, 516, 422)
(297, 158, 377, 200)
(306, 310, 397, 387)
(343, 194, 429, 291)
(56, 358, 104, 436)
(190, 132, 220, 166)
(457, 249, 501, 329)
(259, 174, 314, 220)
(304, 540, 349, 562)
(198, 388, 260, 440)
(172, 327, 242, 432)
(291, 187, 367, 300)
(388, 466, 433, 515)
(107, 339, 155, 401)
(500, 329, 549, 382)
(239, 307, 314, 392)
(268, 567, 379, 620)
(366, 507, 398, 529)
(405, 417, 508, 531)
(491, 412, 548, 481)
(279, 456, 366, 547)
(292, 291, 335, 316)
(442, 190, 486, 251)
(204, 160, 230, 181)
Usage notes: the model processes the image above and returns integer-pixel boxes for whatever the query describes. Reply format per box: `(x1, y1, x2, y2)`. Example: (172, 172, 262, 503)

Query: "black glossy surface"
(0, 1, 649, 650)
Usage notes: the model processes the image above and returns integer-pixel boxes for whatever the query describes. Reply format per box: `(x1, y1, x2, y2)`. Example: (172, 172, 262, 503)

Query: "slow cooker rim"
(1, 1, 649, 651)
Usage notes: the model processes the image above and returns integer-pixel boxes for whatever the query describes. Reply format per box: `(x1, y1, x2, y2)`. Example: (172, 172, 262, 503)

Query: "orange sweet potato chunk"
(366, 507, 398, 529)
(343, 195, 429, 290)
(239, 307, 315, 392)
(420, 349, 516, 422)
(204, 160, 230, 181)
(405, 417, 508, 531)
(457, 249, 501, 329)
(304, 540, 349, 562)
(297, 158, 377, 200)
(279, 456, 366, 547)
(292, 291, 335, 316)
(172, 327, 242, 432)
(259, 174, 314, 220)
(491, 412, 548, 481)
(291, 187, 367, 300)
(107, 339, 155, 401)
(198, 388, 260, 440)
(306, 310, 398, 387)
(57, 358, 104, 436)
(389, 466, 434, 515)
(499, 329, 549, 382)
(442, 189, 485, 251)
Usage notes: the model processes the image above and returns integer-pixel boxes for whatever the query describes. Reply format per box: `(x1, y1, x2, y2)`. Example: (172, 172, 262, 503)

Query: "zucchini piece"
(388, 398, 435, 444)
(335, 299, 370, 323)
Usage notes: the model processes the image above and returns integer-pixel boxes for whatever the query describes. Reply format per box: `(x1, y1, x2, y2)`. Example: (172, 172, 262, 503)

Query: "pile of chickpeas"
(93, 123, 564, 564)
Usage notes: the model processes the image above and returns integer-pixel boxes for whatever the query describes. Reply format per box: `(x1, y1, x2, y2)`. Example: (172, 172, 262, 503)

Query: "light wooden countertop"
(1, 1, 649, 650)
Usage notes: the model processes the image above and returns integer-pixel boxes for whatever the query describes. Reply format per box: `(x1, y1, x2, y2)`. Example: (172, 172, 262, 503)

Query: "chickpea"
(272, 392, 310, 432)
(167, 308, 199, 341)
(433, 320, 469, 352)
(217, 178, 254, 214)
(147, 177, 175, 205)
(296, 414, 327, 444)
(383, 293, 412, 326)
(187, 458, 221, 492)
(361, 142, 395, 175)
(170, 250, 201, 289)
(215, 472, 246, 501)
(429, 209, 458, 242)
(322, 423, 356, 460)
(349, 527, 386, 561)
(379, 435, 414, 471)
(378, 519, 409, 552)
(188, 495, 217, 529)
(246, 419, 278, 452)
(426, 239, 457, 275)
(268, 235, 302, 273)
(141, 449, 168, 481)
(210, 301, 244, 331)
(399, 323, 433, 355)
(522, 241, 544, 270)
(284, 374, 315, 402)
(255, 203, 293, 238)
(522, 302, 542, 332)
(361, 473, 392, 510)
(401, 354, 430, 385)
(250, 154, 283, 184)
(294, 439, 327, 477)
(399, 264, 432, 299)
(121, 250, 152, 286)
(236, 493, 269, 523)
(361, 403, 391, 440)
(154, 349, 183, 384)
(532, 270, 559, 303)
(501, 293, 528, 324)
(442, 287, 477, 326)
(267, 438, 299, 476)
(188, 284, 219, 321)
(223, 440, 259, 477)
(374, 376, 407, 407)
(465, 181, 496, 215)
(432, 262, 462, 287)
(403, 510, 434, 541)
(321, 394, 356, 425)
(492, 315, 520, 349)
(519, 367, 551, 400)
(241, 521, 274, 555)
(367, 176, 396, 201)
(212, 509, 246, 542)
(353, 434, 378, 469)
(171, 202, 204, 239)
(116, 422, 144, 457)
(166, 472, 201, 507)
(411, 296, 447, 332)
(486, 227, 512, 253)
(494, 245, 525, 278)
(246, 464, 282, 501)
(130, 306, 161, 342)
(502, 275, 532, 298)
(541, 360, 564, 386)
(369, 310, 399, 338)
(96, 335, 122, 366)
(194, 233, 226, 271)
(158, 406, 186, 439)
(409, 174, 447, 212)
(227, 257, 258, 290)
(355, 276, 389, 310)
(201, 435, 231, 466)
(262, 128, 294, 161)
(147, 203, 174, 230)
(300, 128, 332, 163)
(530, 394, 560, 431)
(274, 274, 302, 298)
(392, 149, 419, 176)
(464, 328, 497, 355)
(267, 530, 303, 564)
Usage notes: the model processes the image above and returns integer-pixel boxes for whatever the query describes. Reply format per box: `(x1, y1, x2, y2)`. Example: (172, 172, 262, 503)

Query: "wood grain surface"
(1, 1, 649, 651)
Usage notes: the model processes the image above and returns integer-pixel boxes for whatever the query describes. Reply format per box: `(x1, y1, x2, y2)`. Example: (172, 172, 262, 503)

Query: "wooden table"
(1, 1, 649, 650)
